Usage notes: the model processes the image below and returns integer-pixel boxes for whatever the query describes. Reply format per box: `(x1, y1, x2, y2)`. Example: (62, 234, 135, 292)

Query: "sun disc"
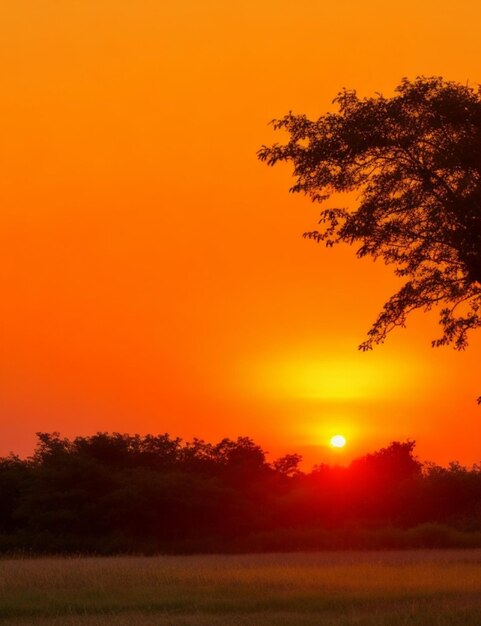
(330, 435, 346, 448)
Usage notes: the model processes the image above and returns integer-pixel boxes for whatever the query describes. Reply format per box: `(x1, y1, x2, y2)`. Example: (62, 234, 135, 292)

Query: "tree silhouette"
(3, 431, 481, 553)
(258, 77, 481, 354)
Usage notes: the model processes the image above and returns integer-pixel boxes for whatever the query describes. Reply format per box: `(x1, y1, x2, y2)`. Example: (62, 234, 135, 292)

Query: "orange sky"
(1, 1, 481, 467)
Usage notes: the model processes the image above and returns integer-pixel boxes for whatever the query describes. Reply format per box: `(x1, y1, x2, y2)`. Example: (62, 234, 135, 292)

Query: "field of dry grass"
(1, 550, 481, 625)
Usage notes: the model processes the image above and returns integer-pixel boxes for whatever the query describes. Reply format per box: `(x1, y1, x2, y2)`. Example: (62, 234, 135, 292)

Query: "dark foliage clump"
(1, 432, 481, 553)
(259, 77, 481, 353)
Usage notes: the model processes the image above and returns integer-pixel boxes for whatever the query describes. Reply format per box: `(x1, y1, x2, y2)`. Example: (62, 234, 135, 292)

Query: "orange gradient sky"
(1, 1, 481, 466)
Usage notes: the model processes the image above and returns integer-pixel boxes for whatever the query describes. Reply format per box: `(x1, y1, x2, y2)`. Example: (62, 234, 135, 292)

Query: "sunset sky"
(1, 1, 481, 466)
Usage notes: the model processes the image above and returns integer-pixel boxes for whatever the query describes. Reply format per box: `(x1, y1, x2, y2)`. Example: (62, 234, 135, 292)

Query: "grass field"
(1, 550, 481, 625)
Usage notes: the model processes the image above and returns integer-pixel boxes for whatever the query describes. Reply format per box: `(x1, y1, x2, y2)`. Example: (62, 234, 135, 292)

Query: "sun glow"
(241, 352, 421, 404)
(330, 435, 346, 448)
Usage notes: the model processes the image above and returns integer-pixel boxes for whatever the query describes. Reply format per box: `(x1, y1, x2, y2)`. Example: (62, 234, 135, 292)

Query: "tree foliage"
(258, 77, 481, 353)
(2, 431, 481, 553)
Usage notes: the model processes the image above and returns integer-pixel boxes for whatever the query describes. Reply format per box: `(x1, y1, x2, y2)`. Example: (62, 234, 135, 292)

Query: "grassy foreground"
(1, 551, 481, 625)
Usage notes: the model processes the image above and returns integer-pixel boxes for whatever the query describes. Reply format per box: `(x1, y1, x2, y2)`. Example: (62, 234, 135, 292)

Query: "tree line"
(1, 432, 481, 553)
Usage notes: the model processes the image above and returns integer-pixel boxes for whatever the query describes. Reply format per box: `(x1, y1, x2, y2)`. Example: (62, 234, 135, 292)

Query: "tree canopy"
(258, 77, 481, 353)
(3, 431, 481, 553)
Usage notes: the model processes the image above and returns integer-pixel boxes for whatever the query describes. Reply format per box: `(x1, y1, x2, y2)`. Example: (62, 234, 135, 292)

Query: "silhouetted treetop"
(258, 77, 481, 352)
(349, 440, 422, 482)
(3, 431, 481, 553)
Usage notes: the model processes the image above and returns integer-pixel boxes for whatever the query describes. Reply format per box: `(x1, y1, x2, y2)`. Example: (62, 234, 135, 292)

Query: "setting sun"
(330, 435, 347, 448)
